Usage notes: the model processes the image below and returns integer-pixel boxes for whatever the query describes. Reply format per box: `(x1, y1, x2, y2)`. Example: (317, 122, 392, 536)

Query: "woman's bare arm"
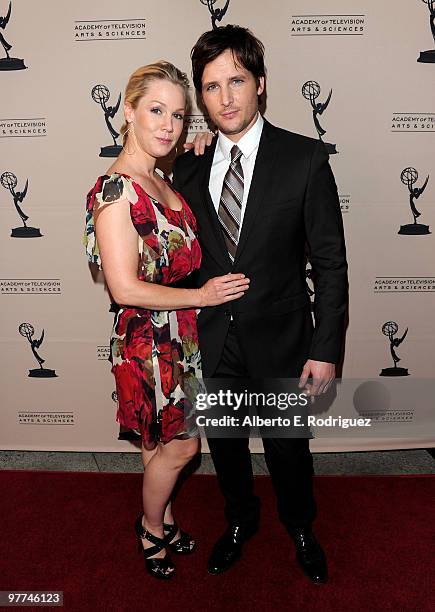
(94, 198, 249, 309)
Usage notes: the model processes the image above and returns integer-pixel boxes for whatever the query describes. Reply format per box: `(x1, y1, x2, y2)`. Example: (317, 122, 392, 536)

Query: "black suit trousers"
(206, 323, 317, 533)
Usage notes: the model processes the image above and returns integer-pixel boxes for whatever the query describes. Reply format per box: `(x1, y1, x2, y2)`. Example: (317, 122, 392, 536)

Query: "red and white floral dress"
(84, 172, 202, 447)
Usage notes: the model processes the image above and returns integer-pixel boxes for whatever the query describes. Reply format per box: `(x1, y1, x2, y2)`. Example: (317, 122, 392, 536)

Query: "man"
(172, 25, 348, 584)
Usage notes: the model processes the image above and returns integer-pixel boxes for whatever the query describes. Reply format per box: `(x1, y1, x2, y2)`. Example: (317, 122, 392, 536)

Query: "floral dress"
(84, 172, 202, 447)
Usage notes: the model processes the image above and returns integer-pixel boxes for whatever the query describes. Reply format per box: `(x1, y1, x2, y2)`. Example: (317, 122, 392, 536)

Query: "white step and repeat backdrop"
(1, 0, 434, 452)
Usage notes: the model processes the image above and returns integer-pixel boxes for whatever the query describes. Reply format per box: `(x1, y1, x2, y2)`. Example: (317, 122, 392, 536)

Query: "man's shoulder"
(266, 120, 320, 153)
(171, 147, 205, 188)
(173, 140, 217, 172)
(175, 147, 199, 166)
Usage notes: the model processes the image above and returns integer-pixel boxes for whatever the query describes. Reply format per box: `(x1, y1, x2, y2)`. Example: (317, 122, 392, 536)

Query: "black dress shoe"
(290, 528, 328, 584)
(207, 523, 257, 575)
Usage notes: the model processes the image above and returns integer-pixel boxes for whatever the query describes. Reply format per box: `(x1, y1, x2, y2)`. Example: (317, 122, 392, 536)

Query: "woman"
(84, 62, 249, 580)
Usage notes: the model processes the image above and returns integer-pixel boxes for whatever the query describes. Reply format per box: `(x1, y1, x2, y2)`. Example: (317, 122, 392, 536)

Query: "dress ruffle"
(83, 173, 139, 269)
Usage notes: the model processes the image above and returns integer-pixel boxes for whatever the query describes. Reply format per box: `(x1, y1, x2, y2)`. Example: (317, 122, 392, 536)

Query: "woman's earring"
(123, 121, 136, 155)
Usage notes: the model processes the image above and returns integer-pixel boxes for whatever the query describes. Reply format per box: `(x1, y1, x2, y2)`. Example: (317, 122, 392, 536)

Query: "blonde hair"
(120, 61, 190, 144)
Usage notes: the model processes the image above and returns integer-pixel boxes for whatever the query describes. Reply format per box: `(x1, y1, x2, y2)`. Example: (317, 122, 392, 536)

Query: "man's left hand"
(298, 360, 335, 402)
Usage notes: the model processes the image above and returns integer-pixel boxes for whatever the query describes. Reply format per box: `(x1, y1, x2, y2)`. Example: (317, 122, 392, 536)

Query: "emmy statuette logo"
(418, 0, 435, 62)
(1, 171, 42, 237)
(399, 167, 430, 235)
(91, 84, 122, 158)
(200, 0, 230, 29)
(379, 321, 409, 377)
(19, 323, 57, 378)
(302, 81, 337, 154)
(0, 1, 26, 70)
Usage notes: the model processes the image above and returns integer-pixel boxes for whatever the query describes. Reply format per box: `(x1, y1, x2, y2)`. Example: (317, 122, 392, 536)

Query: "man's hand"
(298, 359, 335, 403)
(183, 131, 215, 156)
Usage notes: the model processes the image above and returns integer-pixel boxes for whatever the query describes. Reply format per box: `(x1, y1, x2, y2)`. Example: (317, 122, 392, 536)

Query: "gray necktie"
(217, 145, 244, 262)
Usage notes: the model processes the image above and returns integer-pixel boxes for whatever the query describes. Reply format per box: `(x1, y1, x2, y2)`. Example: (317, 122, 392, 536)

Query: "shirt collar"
(217, 113, 264, 161)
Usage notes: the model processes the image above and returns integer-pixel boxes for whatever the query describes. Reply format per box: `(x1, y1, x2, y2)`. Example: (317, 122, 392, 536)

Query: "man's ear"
(257, 76, 265, 97)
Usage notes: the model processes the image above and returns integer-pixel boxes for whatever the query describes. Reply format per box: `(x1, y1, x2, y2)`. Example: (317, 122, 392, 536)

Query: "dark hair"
(191, 25, 266, 92)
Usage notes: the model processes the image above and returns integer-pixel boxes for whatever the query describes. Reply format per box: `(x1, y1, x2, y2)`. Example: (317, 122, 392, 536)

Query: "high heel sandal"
(163, 521, 196, 554)
(134, 514, 175, 580)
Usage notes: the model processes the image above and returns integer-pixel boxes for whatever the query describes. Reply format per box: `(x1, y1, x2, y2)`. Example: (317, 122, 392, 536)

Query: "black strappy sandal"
(134, 514, 175, 580)
(163, 521, 196, 554)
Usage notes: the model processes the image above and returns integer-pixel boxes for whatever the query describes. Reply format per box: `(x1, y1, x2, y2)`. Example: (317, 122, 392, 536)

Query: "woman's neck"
(115, 149, 156, 180)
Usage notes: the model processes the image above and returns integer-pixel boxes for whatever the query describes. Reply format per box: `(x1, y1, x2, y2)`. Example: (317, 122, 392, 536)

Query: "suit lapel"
(198, 138, 232, 268)
(234, 119, 279, 266)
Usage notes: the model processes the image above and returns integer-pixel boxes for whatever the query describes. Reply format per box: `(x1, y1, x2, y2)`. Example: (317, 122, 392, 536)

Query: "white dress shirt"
(209, 113, 264, 227)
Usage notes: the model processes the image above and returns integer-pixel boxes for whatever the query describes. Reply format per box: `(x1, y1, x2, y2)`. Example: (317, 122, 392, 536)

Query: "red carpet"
(0, 471, 434, 612)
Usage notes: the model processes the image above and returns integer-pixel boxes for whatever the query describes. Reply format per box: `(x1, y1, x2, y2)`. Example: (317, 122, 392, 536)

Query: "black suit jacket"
(172, 119, 348, 378)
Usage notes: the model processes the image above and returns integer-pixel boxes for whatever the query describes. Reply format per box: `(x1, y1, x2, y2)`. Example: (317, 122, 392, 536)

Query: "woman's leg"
(141, 444, 158, 469)
(140, 444, 178, 534)
(139, 437, 199, 557)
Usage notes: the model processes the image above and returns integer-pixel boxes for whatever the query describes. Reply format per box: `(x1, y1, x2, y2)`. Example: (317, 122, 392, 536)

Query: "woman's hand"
(197, 273, 250, 307)
(183, 131, 215, 156)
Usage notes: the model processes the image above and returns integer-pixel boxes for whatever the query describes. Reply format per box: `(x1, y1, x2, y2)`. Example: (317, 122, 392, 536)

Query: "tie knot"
(230, 145, 242, 163)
